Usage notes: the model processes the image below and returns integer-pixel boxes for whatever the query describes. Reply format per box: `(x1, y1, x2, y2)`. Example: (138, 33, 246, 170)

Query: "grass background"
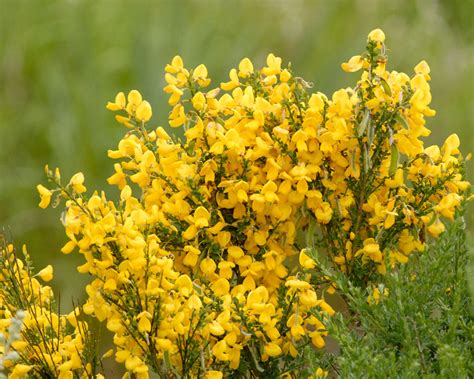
(0, 0, 472, 304)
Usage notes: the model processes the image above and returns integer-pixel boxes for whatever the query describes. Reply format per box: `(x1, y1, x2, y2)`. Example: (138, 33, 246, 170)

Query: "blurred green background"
(0, 0, 472, 304)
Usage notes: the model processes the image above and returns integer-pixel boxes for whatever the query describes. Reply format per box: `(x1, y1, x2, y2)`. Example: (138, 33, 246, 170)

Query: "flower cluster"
(26, 29, 472, 378)
(0, 236, 103, 379)
(335, 30, 469, 278)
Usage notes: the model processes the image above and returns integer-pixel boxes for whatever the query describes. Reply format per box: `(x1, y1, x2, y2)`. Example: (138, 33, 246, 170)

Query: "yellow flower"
(127, 89, 143, 108)
(264, 342, 282, 357)
(238, 57, 254, 77)
(192, 92, 206, 110)
(165, 55, 184, 73)
(341, 55, 364, 73)
(367, 28, 385, 44)
(442, 133, 460, 160)
(427, 218, 445, 237)
(135, 100, 152, 122)
(212, 340, 229, 361)
(262, 53, 282, 75)
(69, 172, 87, 193)
(356, 238, 382, 263)
(299, 249, 316, 269)
(389, 250, 409, 266)
(261, 180, 279, 202)
(11, 340, 28, 351)
(434, 193, 461, 221)
(208, 320, 225, 336)
(183, 246, 200, 267)
(106, 91, 126, 111)
(314, 202, 333, 224)
(169, 103, 187, 127)
(156, 338, 173, 350)
(183, 224, 198, 240)
(125, 355, 145, 372)
(137, 311, 152, 333)
(193, 206, 210, 228)
(9, 364, 33, 379)
(367, 286, 389, 305)
(280, 69, 291, 82)
(317, 300, 335, 316)
(211, 278, 230, 297)
(414, 60, 431, 80)
(37, 184, 52, 208)
(37, 264, 54, 282)
(227, 246, 244, 259)
(205, 371, 223, 379)
(221, 68, 240, 90)
(313, 367, 328, 378)
(193, 63, 210, 87)
(61, 240, 76, 254)
(285, 279, 311, 290)
(200, 257, 216, 276)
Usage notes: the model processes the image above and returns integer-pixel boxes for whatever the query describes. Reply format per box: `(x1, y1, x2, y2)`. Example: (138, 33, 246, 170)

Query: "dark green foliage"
(324, 212, 473, 378)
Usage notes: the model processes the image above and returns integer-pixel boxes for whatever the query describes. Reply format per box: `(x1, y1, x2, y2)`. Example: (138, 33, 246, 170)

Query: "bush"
(0, 29, 471, 378)
(319, 210, 472, 378)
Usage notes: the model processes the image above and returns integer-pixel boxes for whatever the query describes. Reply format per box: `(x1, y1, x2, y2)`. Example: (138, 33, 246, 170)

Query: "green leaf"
(379, 77, 392, 96)
(363, 144, 371, 173)
(350, 148, 358, 174)
(305, 218, 318, 248)
(368, 124, 375, 146)
(389, 144, 399, 176)
(357, 110, 371, 137)
(395, 114, 410, 129)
